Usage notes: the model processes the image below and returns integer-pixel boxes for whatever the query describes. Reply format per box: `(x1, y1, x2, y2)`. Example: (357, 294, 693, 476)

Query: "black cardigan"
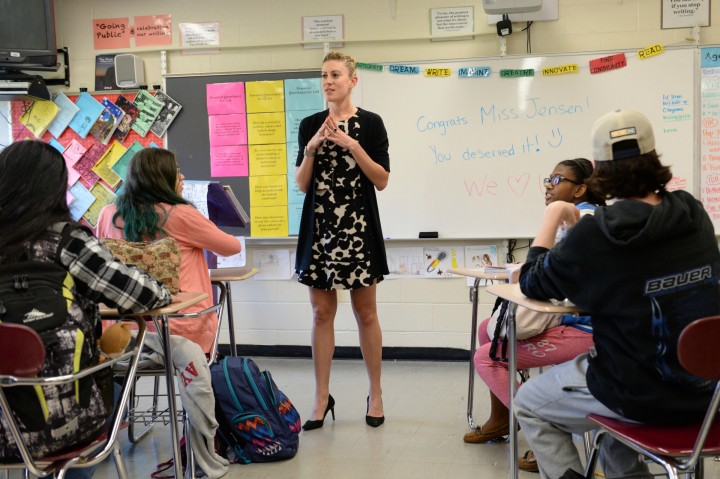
(294, 108, 390, 277)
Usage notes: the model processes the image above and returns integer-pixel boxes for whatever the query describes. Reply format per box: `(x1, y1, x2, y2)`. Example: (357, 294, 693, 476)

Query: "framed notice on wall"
(662, 0, 710, 29)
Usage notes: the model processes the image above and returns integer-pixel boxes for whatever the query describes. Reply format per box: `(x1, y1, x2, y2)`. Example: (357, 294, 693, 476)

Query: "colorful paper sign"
(589, 53, 627, 74)
(207, 82, 246, 115)
(93, 17, 131, 50)
(133, 15, 172, 47)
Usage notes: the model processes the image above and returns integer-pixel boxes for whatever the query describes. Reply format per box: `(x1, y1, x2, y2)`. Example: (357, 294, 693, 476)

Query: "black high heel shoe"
(365, 396, 385, 427)
(302, 394, 335, 431)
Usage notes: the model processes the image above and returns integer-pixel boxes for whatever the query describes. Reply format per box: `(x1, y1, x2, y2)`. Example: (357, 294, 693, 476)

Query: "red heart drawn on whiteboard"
(508, 174, 530, 196)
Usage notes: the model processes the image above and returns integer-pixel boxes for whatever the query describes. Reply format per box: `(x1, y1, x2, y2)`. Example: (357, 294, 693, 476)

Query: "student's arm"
(59, 227, 173, 312)
(519, 201, 581, 301)
(530, 201, 580, 249)
(168, 205, 241, 256)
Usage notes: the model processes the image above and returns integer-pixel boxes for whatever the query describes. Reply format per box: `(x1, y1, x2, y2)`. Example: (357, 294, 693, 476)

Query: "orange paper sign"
(133, 15, 172, 47)
(93, 17, 131, 50)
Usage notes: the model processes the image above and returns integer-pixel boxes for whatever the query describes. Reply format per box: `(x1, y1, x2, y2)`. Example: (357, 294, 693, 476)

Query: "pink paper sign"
(133, 15, 173, 47)
(207, 82, 246, 115)
(209, 114, 248, 147)
(93, 17, 131, 50)
(211, 145, 249, 177)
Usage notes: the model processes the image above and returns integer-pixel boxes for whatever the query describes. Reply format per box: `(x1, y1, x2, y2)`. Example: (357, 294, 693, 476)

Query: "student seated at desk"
(96, 147, 241, 354)
(465, 159, 603, 473)
(514, 109, 720, 479)
(0, 141, 172, 477)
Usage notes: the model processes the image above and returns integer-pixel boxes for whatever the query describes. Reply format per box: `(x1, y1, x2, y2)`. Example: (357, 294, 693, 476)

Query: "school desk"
(486, 283, 582, 479)
(209, 267, 259, 356)
(448, 267, 509, 430)
(100, 291, 208, 479)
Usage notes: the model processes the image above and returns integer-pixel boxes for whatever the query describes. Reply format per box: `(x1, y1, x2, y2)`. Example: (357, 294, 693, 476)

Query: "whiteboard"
(356, 48, 697, 239)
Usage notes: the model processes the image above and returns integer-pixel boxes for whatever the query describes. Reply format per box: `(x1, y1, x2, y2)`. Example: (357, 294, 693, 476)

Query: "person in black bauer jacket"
(513, 109, 720, 479)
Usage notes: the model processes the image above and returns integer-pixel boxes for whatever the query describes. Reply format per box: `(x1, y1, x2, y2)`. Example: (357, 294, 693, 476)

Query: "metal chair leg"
(113, 441, 129, 479)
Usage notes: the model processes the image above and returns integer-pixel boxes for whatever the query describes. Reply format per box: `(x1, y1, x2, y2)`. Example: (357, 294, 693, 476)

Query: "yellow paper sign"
(542, 64, 579, 76)
(247, 112, 286, 145)
(423, 68, 452, 77)
(246, 80, 285, 113)
(249, 174, 288, 207)
(638, 44, 664, 60)
(251, 205, 289, 237)
(249, 144, 288, 176)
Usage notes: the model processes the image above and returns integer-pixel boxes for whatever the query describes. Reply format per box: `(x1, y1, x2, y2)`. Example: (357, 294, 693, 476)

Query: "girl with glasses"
(464, 158, 604, 473)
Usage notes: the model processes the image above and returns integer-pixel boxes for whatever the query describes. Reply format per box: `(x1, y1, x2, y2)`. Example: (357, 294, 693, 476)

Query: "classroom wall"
(43, 0, 720, 351)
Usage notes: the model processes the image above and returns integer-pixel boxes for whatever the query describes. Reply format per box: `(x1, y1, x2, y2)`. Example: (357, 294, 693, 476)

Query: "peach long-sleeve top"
(96, 203, 241, 353)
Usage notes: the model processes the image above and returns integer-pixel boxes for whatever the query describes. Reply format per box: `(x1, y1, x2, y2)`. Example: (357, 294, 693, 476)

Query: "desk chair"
(118, 285, 226, 479)
(0, 319, 147, 479)
(584, 315, 720, 479)
(125, 283, 227, 444)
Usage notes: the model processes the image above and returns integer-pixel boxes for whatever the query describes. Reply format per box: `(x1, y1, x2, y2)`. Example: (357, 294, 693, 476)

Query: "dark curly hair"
(585, 146, 672, 200)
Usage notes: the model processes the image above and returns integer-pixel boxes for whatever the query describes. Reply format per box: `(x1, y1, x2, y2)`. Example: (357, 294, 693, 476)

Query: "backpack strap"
(488, 297, 510, 362)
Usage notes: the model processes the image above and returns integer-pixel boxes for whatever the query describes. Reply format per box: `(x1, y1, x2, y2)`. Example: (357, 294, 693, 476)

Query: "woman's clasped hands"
(310, 116, 357, 152)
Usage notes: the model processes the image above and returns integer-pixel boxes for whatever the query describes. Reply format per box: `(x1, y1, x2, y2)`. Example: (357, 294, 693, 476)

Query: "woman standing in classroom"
(295, 51, 391, 430)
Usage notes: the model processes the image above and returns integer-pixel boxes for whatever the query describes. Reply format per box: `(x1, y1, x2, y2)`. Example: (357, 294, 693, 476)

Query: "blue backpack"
(210, 356, 301, 464)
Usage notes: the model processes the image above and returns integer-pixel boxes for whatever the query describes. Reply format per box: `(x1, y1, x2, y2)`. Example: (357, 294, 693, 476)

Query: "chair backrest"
(0, 323, 45, 377)
(678, 315, 720, 381)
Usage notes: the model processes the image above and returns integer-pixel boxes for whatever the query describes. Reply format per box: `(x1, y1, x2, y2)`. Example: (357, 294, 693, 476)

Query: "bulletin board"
(165, 70, 322, 238)
(10, 92, 165, 229)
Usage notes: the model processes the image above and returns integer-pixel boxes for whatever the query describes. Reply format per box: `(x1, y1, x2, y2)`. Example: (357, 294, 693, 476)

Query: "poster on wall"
(661, 0, 710, 29)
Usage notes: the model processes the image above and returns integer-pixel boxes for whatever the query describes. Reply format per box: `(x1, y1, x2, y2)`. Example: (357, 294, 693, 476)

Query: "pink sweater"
(96, 203, 241, 353)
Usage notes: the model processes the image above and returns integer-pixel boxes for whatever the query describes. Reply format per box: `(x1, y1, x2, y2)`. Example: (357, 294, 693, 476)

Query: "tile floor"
(99, 358, 528, 478)
(15, 357, 720, 478)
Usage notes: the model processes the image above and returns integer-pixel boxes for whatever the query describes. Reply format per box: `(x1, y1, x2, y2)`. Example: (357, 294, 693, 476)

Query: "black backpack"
(0, 223, 109, 459)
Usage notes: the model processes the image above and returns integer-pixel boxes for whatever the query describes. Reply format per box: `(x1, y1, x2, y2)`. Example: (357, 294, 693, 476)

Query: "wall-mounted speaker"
(482, 0, 542, 14)
(114, 54, 145, 89)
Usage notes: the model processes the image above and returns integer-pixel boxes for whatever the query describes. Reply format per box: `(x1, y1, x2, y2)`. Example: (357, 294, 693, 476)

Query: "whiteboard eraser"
(419, 231, 438, 238)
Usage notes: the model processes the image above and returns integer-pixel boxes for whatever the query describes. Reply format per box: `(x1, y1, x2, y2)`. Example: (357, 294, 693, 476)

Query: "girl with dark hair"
(464, 158, 602, 473)
(96, 147, 242, 353)
(0, 141, 172, 474)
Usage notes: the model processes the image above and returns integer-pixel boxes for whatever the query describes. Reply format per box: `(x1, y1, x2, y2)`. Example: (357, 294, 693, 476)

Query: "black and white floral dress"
(297, 113, 382, 290)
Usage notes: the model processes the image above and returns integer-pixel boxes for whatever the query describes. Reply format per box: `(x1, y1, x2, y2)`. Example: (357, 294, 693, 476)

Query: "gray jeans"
(514, 354, 651, 479)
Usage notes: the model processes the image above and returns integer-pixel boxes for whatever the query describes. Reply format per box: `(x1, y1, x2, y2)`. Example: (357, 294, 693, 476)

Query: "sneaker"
(518, 449, 539, 473)
(462, 424, 509, 443)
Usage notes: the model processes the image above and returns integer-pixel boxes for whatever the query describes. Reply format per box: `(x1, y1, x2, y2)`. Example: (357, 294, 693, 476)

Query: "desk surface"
(448, 267, 509, 281)
(99, 291, 209, 317)
(209, 267, 259, 281)
(486, 283, 582, 314)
